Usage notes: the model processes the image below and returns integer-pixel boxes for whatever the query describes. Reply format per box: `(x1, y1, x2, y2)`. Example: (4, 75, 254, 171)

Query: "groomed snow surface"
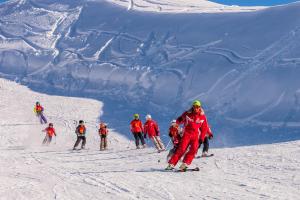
(0, 78, 299, 200)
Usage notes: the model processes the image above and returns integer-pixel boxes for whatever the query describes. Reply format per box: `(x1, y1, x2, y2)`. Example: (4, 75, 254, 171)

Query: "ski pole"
(165, 138, 172, 150)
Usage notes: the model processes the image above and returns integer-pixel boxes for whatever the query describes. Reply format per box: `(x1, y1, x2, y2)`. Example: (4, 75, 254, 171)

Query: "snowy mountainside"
(0, 77, 300, 200)
(1, 0, 300, 146)
(106, 0, 265, 13)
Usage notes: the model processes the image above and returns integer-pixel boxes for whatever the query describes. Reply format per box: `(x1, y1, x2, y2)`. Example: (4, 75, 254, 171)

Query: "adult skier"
(34, 101, 47, 124)
(99, 122, 108, 151)
(130, 114, 146, 149)
(42, 123, 56, 145)
(143, 114, 165, 152)
(73, 120, 86, 150)
(166, 100, 208, 171)
(199, 124, 213, 157)
(167, 120, 182, 161)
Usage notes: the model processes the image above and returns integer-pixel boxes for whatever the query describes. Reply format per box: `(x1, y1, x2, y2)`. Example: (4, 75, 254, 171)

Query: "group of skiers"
(33, 102, 109, 150)
(34, 99, 214, 171)
(130, 114, 165, 152)
(130, 100, 214, 171)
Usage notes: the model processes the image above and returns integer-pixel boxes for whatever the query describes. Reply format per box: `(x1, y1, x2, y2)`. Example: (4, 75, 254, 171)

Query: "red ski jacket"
(144, 119, 160, 137)
(45, 127, 56, 137)
(169, 124, 181, 146)
(34, 105, 44, 113)
(99, 124, 108, 135)
(176, 108, 208, 142)
(130, 119, 143, 133)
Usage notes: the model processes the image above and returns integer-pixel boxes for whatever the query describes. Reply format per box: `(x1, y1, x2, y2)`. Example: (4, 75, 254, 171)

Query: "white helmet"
(145, 114, 152, 120)
(171, 119, 176, 124)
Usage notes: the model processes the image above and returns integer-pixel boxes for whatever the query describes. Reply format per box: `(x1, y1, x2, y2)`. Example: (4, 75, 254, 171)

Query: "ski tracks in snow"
(1, 78, 300, 199)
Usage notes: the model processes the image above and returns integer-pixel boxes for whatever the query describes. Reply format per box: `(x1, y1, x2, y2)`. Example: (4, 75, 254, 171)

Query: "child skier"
(34, 101, 47, 124)
(73, 120, 86, 150)
(99, 122, 108, 151)
(167, 120, 182, 161)
(42, 123, 56, 145)
(143, 114, 165, 152)
(166, 100, 209, 171)
(199, 125, 213, 157)
(130, 114, 146, 149)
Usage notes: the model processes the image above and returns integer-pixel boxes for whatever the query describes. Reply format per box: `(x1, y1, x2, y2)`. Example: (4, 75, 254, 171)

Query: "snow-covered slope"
(106, 0, 265, 13)
(0, 0, 300, 146)
(1, 78, 300, 200)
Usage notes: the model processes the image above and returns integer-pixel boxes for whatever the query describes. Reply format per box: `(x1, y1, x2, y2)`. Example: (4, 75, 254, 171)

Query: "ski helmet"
(79, 120, 84, 124)
(133, 114, 139, 119)
(36, 101, 40, 105)
(49, 123, 53, 126)
(192, 100, 201, 107)
(145, 114, 151, 120)
(171, 119, 176, 124)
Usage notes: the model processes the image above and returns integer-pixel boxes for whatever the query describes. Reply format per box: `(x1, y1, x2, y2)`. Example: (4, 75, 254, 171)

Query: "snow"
(0, 0, 299, 170)
(0, 78, 300, 199)
(105, 0, 265, 13)
(0, 78, 299, 199)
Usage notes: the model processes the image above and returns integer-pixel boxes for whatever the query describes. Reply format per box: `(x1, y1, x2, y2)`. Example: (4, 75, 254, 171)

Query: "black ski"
(196, 153, 214, 159)
(175, 167, 200, 172)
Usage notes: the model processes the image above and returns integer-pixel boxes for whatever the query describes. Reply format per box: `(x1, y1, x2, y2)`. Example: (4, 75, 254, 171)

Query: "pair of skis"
(164, 167, 200, 172)
(165, 154, 214, 172)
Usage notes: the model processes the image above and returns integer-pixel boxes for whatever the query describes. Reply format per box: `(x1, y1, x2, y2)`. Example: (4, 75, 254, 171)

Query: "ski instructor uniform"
(167, 100, 208, 171)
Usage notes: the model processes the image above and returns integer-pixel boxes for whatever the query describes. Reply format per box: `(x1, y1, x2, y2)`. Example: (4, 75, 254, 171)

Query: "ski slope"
(0, 78, 299, 199)
(1, 0, 300, 146)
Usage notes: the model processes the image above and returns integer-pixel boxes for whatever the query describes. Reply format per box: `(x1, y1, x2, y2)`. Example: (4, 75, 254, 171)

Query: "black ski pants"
(199, 137, 209, 152)
(74, 136, 86, 149)
(133, 132, 145, 147)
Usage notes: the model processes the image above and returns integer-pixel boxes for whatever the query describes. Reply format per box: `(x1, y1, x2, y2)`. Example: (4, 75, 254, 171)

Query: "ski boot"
(202, 152, 208, 157)
(179, 163, 188, 172)
(165, 164, 175, 171)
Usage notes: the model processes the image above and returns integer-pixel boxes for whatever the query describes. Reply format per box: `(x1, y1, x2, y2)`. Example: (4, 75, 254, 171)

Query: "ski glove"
(209, 135, 213, 140)
(144, 134, 147, 139)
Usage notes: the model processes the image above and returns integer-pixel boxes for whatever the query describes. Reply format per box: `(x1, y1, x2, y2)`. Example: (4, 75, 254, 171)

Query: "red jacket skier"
(130, 114, 146, 149)
(167, 120, 182, 160)
(130, 116, 143, 133)
(166, 100, 208, 171)
(42, 123, 56, 145)
(99, 122, 109, 150)
(34, 102, 47, 124)
(169, 120, 181, 147)
(144, 118, 159, 138)
(144, 114, 165, 151)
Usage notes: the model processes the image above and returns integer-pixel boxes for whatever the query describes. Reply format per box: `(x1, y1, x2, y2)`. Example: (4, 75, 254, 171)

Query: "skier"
(42, 123, 56, 145)
(199, 124, 213, 157)
(99, 122, 108, 151)
(130, 114, 146, 149)
(166, 100, 208, 171)
(73, 120, 86, 150)
(34, 101, 47, 124)
(167, 119, 182, 161)
(143, 114, 165, 152)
